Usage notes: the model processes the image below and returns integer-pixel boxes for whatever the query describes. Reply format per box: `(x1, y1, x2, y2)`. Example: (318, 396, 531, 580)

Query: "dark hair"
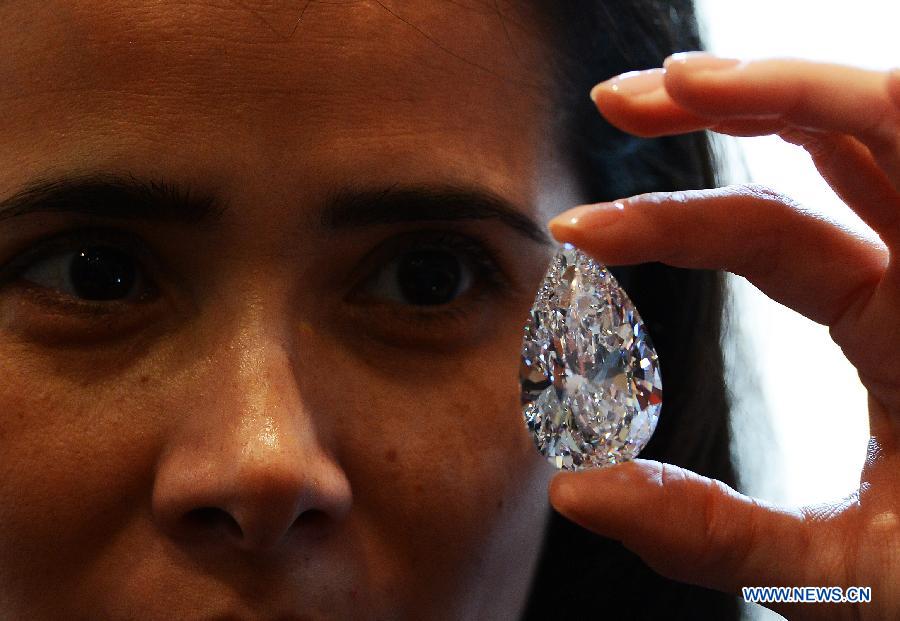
(521, 2, 741, 619)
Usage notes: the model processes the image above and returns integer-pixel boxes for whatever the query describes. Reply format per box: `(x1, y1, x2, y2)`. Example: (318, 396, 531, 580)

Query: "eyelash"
(0, 227, 158, 316)
(361, 230, 510, 327)
(0, 227, 511, 324)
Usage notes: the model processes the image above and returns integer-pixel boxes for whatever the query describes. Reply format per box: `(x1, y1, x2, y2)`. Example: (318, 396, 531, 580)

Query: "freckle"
(497, 499, 504, 510)
(414, 483, 424, 494)
(139, 375, 149, 384)
(385, 448, 398, 463)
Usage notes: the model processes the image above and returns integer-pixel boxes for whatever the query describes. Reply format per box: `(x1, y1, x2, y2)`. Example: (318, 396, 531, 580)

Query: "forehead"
(0, 1, 564, 210)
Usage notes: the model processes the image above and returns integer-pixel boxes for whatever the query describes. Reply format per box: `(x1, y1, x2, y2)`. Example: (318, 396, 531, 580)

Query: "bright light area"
(691, 2, 898, 617)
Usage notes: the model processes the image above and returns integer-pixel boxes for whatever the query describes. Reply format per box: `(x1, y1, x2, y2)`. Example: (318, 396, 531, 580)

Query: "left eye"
(362, 247, 474, 307)
(19, 244, 148, 303)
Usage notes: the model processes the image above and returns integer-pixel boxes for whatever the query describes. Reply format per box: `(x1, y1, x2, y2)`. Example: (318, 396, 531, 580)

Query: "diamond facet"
(520, 243, 662, 471)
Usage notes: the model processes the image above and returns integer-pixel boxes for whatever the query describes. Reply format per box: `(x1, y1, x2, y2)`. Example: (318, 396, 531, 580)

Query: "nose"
(151, 325, 352, 553)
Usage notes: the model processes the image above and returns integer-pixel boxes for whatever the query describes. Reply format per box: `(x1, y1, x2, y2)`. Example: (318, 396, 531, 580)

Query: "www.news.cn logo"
(742, 586, 872, 604)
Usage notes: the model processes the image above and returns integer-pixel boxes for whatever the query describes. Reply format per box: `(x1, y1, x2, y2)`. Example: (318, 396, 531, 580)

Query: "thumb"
(549, 459, 822, 596)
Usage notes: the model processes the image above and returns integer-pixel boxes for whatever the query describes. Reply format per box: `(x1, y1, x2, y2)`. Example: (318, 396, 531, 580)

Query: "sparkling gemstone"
(520, 243, 662, 471)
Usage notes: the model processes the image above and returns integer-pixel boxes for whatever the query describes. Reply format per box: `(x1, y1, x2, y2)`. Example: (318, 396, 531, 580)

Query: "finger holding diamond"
(547, 184, 890, 328)
(547, 460, 889, 620)
(566, 56, 900, 619)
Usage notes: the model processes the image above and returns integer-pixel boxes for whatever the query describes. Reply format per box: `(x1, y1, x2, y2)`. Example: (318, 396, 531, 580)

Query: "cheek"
(336, 333, 552, 606)
(0, 338, 161, 602)
(0, 312, 553, 614)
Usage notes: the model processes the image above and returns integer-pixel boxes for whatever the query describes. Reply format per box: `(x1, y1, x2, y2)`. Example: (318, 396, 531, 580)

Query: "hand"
(546, 52, 900, 620)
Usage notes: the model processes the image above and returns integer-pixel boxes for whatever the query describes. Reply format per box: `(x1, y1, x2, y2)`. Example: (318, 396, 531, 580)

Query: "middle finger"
(590, 55, 900, 243)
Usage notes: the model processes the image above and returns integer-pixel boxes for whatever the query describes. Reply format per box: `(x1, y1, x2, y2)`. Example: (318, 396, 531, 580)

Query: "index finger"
(664, 55, 898, 157)
(591, 52, 900, 149)
(591, 54, 900, 244)
(592, 55, 900, 186)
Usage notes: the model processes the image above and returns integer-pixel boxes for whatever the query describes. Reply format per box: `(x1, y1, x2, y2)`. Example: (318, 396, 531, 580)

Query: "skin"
(4, 1, 896, 619)
(0, 1, 581, 619)
(550, 55, 900, 619)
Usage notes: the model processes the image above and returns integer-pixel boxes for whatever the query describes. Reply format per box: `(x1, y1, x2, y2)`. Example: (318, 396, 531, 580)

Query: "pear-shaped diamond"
(520, 243, 662, 471)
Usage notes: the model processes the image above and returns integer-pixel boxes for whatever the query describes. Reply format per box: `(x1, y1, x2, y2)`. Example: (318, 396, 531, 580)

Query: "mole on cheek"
(385, 448, 398, 463)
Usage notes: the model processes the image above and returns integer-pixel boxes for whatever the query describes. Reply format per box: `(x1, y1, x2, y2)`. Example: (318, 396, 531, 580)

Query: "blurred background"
(692, 1, 898, 618)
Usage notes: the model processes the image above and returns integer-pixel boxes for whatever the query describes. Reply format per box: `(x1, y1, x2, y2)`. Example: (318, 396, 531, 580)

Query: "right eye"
(0, 228, 160, 316)
(0, 227, 169, 343)
(20, 244, 146, 302)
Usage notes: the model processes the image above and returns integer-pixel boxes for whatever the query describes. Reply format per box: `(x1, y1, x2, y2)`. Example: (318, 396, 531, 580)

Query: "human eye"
(346, 230, 511, 331)
(0, 227, 160, 318)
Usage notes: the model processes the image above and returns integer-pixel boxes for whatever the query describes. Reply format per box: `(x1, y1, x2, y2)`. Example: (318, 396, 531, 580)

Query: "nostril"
(288, 509, 333, 544)
(178, 507, 332, 546)
(183, 506, 243, 540)
(294, 508, 329, 530)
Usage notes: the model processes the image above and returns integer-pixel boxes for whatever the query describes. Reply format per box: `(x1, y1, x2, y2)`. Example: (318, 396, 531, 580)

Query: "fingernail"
(590, 68, 665, 101)
(664, 51, 741, 72)
(548, 201, 626, 233)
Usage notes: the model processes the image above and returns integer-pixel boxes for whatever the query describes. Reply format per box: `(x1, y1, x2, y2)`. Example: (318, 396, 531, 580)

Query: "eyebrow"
(0, 171, 552, 245)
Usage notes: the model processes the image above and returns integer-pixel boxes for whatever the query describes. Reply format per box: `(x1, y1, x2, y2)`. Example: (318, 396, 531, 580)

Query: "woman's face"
(0, 2, 583, 618)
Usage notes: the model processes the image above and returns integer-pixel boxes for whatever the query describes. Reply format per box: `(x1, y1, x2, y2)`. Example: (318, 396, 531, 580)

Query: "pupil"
(397, 250, 461, 305)
(68, 246, 137, 301)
